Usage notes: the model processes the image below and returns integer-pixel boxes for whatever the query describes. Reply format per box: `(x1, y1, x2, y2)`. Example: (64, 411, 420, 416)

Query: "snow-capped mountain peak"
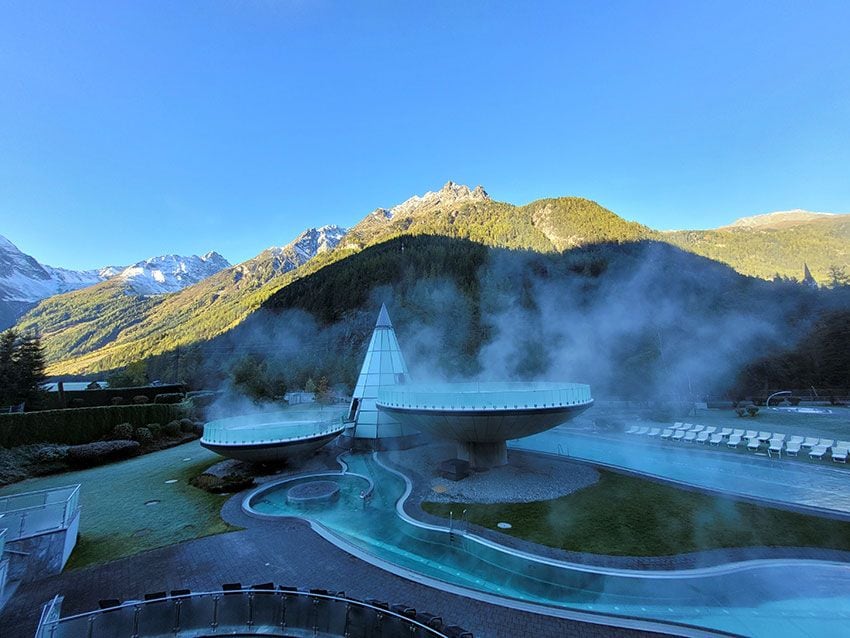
(370, 181, 490, 221)
(258, 225, 347, 276)
(117, 252, 231, 295)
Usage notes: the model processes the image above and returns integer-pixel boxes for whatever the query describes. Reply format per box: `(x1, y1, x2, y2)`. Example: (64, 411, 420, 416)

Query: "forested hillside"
(664, 215, 850, 282)
(139, 235, 849, 401)
(14, 183, 850, 377)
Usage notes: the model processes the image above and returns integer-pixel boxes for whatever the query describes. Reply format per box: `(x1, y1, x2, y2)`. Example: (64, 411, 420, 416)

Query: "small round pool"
(246, 473, 373, 517)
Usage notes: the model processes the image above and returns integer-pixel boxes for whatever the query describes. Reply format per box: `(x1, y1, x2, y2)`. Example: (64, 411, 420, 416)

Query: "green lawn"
(422, 469, 850, 556)
(0, 440, 240, 568)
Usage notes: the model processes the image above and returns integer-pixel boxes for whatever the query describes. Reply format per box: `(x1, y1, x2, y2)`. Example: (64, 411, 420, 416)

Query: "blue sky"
(2, 1, 849, 269)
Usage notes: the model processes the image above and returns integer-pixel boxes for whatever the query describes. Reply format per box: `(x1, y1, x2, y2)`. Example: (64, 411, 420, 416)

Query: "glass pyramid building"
(346, 304, 418, 447)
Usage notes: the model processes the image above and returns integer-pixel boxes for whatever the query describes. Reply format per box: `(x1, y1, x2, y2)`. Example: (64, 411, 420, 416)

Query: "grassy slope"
(0, 440, 239, 568)
(422, 469, 850, 556)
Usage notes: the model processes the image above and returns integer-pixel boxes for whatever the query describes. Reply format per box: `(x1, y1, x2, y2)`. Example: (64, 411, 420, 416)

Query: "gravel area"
(387, 442, 599, 504)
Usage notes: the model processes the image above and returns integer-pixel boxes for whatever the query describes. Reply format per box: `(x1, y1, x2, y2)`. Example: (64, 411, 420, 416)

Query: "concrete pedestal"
(457, 441, 508, 469)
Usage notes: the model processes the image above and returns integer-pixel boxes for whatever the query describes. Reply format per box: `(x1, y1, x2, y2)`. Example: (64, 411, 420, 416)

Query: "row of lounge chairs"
(625, 423, 850, 463)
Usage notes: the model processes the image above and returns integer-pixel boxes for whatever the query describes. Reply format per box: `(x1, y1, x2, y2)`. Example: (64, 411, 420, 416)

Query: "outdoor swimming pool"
(244, 452, 850, 637)
(516, 428, 850, 516)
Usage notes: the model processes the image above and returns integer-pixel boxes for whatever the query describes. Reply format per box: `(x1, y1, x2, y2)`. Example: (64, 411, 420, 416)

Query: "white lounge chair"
(801, 437, 819, 449)
(768, 439, 783, 457)
(727, 434, 742, 448)
(672, 422, 684, 429)
(837, 440, 850, 449)
(660, 429, 673, 440)
(747, 438, 761, 451)
(786, 441, 802, 457)
(771, 433, 786, 442)
(733, 429, 745, 437)
(819, 439, 834, 448)
(704, 426, 717, 435)
(672, 430, 685, 441)
(696, 431, 709, 443)
(745, 430, 758, 440)
(810, 445, 828, 460)
(788, 435, 804, 444)
(719, 428, 733, 437)
(691, 425, 705, 433)
(831, 447, 848, 464)
(684, 431, 697, 442)
(636, 427, 650, 435)
(625, 425, 640, 434)
(647, 428, 661, 437)
(757, 431, 771, 442)
(709, 434, 723, 445)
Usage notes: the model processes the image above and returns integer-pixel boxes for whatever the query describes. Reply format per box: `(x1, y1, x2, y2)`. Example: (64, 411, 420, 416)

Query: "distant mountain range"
(0, 234, 234, 328)
(4, 182, 849, 374)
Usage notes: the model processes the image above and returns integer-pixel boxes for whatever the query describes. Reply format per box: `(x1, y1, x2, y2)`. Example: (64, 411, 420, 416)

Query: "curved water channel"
(245, 452, 850, 638)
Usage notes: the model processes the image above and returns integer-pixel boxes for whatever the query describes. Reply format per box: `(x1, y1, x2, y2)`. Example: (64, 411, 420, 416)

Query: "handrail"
(35, 589, 455, 638)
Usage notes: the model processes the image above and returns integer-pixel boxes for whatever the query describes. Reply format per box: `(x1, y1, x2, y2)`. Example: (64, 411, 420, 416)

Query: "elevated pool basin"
(201, 411, 345, 463)
(377, 382, 593, 467)
(244, 452, 850, 637)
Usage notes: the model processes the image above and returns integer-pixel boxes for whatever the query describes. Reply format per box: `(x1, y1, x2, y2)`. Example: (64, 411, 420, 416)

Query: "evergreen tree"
(14, 332, 48, 408)
(0, 329, 18, 407)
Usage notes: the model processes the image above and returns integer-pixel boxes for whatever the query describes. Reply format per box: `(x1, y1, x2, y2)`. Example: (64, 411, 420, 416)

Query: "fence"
(0, 485, 80, 541)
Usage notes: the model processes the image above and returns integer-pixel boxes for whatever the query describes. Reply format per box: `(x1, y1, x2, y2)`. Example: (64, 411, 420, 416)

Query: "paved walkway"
(0, 492, 664, 638)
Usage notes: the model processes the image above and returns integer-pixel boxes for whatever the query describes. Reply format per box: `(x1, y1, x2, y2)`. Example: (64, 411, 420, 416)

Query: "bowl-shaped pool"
(201, 411, 345, 463)
(376, 382, 593, 468)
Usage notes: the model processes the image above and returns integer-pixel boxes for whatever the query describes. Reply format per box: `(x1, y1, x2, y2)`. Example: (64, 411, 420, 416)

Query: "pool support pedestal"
(457, 441, 508, 469)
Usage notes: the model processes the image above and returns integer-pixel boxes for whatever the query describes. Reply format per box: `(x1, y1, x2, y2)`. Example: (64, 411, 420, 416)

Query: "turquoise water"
(247, 453, 850, 637)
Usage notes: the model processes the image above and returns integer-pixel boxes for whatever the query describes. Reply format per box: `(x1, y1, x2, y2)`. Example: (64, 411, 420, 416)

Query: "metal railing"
(0, 484, 80, 541)
(35, 589, 461, 638)
(378, 382, 593, 411)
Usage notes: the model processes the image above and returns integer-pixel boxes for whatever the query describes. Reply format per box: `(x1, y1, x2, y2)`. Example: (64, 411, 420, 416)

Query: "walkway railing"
(378, 382, 593, 411)
(35, 589, 463, 638)
(0, 484, 80, 541)
(202, 412, 346, 446)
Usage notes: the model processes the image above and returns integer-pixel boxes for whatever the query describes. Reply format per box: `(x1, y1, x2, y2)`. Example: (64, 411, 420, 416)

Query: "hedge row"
(0, 403, 190, 448)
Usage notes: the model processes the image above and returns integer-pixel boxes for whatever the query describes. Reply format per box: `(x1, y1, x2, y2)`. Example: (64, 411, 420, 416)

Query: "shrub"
(70, 398, 84, 408)
(154, 393, 184, 405)
(788, 396, 802, 406)
(111, 422, 134, 440)
(163, 420, 182, 437)
(179, 418, 195, 433)
(133, 395, 149, 405)
(146, 422, 162, 439)
(747, 406, 760, 417)
(36, 445, 68, 462)
(735, 407, 746, 417)
(0, 403, 188, 447)
(133, 427, 153, 444)
(66, 440, 140, 468)
(752, 397, 766, 406)
(111, 396, 124, 406)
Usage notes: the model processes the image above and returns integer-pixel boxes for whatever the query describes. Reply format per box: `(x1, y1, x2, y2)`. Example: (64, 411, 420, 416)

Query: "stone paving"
(0, 489, 666, 638)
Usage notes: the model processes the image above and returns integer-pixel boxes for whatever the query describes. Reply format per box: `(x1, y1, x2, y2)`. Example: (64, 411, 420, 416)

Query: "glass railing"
(202, 411, 345, 446)
(35, 590, 455, 638)
(0, 484, 80, 541)
(378, 382, 593, 411)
